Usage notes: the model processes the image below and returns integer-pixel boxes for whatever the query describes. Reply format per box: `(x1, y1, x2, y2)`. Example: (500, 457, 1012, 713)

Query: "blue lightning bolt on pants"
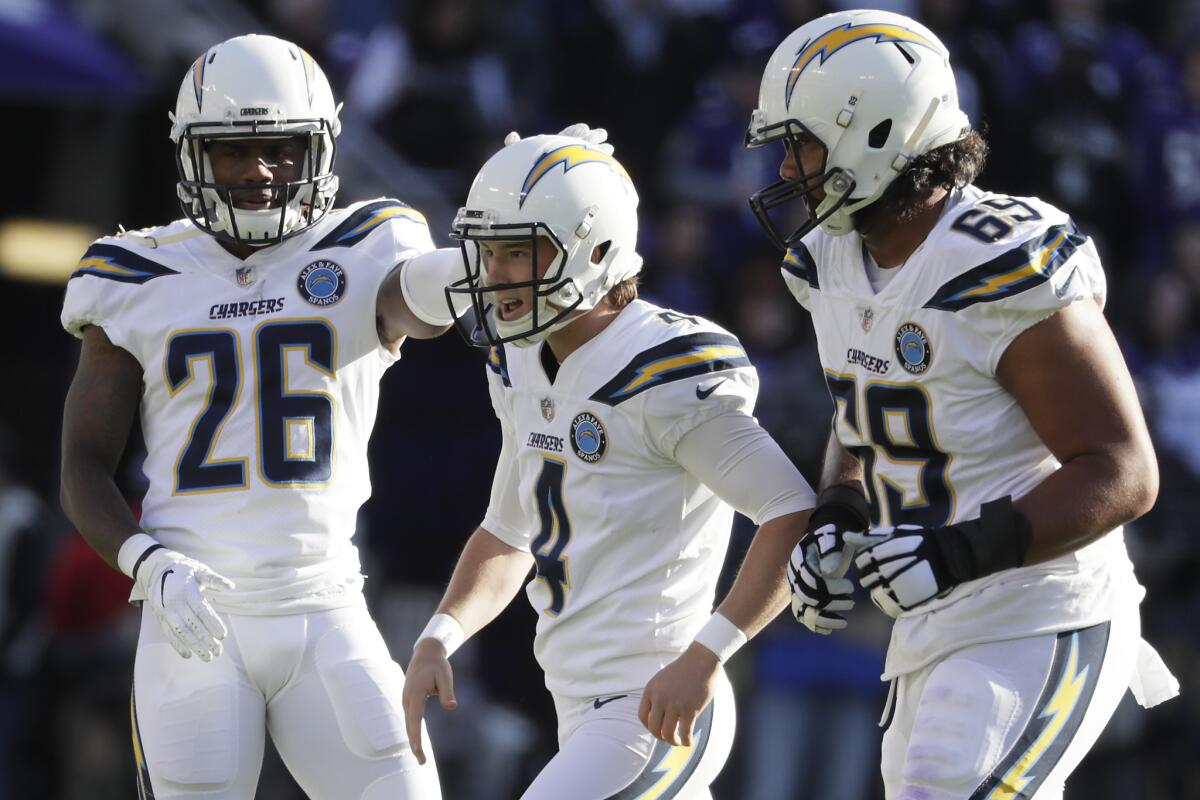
(879, 604, 1141, 800)
(519, 673, 735, 800)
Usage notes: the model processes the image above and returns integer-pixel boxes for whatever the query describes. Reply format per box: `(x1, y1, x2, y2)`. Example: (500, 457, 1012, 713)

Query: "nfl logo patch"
(236, 266, 255, 286)
(860, 307, 874, 332)
(541, 397, 555, 422)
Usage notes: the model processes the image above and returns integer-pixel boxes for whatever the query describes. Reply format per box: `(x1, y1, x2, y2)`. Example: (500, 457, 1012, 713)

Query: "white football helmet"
(169, 34, 341, 246)
(746, 9, 970, 249)
(447, 134, 642, 348)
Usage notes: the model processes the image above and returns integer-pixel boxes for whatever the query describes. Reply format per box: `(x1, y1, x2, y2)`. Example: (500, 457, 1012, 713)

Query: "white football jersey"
(482, 300, 759, 699)
(62, 199, 434, 614)
(784, 185, 1143, 678)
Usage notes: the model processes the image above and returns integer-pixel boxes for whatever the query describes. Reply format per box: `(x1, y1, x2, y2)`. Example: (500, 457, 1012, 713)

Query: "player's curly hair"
(606, 276, 639, 309)
(855, 129, 989, 231)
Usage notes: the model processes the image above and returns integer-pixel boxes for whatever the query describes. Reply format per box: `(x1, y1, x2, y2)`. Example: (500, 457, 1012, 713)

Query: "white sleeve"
(61, 240, 148, 361)
(398, 246, 474, 326)
(640, 365, 760, 458)
(945, 226, 1104, 376)
(480, 376, 531, 550)
(675, 411, 816, 525)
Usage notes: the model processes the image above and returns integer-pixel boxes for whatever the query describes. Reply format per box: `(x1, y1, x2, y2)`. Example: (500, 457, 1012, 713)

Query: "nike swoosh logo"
(696, 379, 726, 400)
(593, 694, 627, 709)
(160, 568, 174, 605)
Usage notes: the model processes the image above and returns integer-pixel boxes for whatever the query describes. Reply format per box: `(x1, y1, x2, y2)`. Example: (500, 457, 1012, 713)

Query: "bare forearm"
(819, 428, 863, 491)
(60, 325, 143, 570)
(60, 461, 141, 569)
(1016, 447, 1157, 564)
(714, 510, 808, 638)
(376, 273, 449, 346)
(377, 250, 465, 345)
(436, 528, 534, 638)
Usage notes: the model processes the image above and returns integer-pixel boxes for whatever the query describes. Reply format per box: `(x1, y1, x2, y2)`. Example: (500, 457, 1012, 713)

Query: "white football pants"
(131, 600, 441, 799)
(881, 605, 1141, 800)
(520, 670, 736, 800)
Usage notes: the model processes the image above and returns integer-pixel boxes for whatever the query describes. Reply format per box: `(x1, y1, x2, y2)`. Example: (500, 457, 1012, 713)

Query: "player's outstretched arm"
(377, 248, 473, 346)
(60, 325, 146, 567)
(403, 527, 533, 765)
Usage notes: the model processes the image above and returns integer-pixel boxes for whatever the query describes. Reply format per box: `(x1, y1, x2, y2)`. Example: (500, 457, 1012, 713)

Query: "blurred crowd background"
(1, 0, 1198, 797)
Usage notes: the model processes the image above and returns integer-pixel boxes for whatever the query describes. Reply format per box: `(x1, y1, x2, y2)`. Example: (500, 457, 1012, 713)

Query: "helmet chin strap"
(496, 293, 582, 348)
(497, 247, 632, 348)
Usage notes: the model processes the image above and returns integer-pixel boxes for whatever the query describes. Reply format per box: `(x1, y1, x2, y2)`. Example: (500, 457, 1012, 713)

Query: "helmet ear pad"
(169, 34, 342, 246)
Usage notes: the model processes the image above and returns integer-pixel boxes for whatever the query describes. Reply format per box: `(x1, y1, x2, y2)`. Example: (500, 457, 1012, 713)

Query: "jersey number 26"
(165, 320, 334, 493)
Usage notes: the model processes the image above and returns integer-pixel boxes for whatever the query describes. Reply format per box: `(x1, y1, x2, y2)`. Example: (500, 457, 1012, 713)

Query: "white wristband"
(116, 532, 161, 579)
(415, 613, 467, 658)
(693, 613, 747, 663)
(399, 247, 474, 327)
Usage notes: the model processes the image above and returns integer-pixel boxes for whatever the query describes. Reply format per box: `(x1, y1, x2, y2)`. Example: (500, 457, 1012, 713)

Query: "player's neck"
(545, 298, 622, 363)
(218, 239, 259, 260)
(861, 187, 951, 269)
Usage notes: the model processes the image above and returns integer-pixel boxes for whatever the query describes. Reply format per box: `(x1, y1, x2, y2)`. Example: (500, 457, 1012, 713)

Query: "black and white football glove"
(846, 496, 1033, 619)
(787, 485, 870, 634)
(788, 544, 854, 635)
(802, 484, 872, 577)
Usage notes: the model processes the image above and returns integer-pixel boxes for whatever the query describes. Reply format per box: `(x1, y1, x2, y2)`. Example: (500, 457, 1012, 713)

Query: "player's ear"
(592, 241, 611, 264)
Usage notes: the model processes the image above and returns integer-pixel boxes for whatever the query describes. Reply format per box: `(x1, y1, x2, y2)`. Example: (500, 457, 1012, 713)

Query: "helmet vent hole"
(893, 43, 915, 65)
(593, 241, 612, 263)
(208, 52, 217, 64)
(868, 120, 892, 149)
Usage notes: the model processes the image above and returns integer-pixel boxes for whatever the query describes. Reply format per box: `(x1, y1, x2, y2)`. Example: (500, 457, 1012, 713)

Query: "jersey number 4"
(532, 457, 571, 616)
(165, 320, 334, 493)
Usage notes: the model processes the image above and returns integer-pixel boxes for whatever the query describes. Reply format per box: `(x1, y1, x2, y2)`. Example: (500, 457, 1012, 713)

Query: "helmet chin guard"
(447, 135, 642, 348)
(170, 34, 342, 247)
(746, 10, 970, 249)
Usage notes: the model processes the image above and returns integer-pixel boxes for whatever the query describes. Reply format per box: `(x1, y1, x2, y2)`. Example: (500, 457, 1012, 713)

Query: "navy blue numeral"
(167, 321, 336, 492)
(532, 457, 570, 616)
(951, 196, 1043, 243)
(864, 384, 952, 527)
(257, 321, 335, 485)
(166, 331, 246, 492)
(657, 310, 700, 326)
(824, 374, 953, 527)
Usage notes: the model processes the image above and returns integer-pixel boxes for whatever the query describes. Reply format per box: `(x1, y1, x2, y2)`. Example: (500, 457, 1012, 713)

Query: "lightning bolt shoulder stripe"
(782, 242, 819, 289)
(309, 200, 428, 251)
(486, 345, 512, 388)
(923, 222, 1088, 312)
(589, 332, 750, 407)
(71, 243, 180, 284)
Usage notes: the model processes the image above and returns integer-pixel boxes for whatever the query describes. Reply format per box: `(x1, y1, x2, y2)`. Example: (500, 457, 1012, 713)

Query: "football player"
(399, 132, 818, 799)
(746, 9, 1180, 799)
(58, 35, 472, 799)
